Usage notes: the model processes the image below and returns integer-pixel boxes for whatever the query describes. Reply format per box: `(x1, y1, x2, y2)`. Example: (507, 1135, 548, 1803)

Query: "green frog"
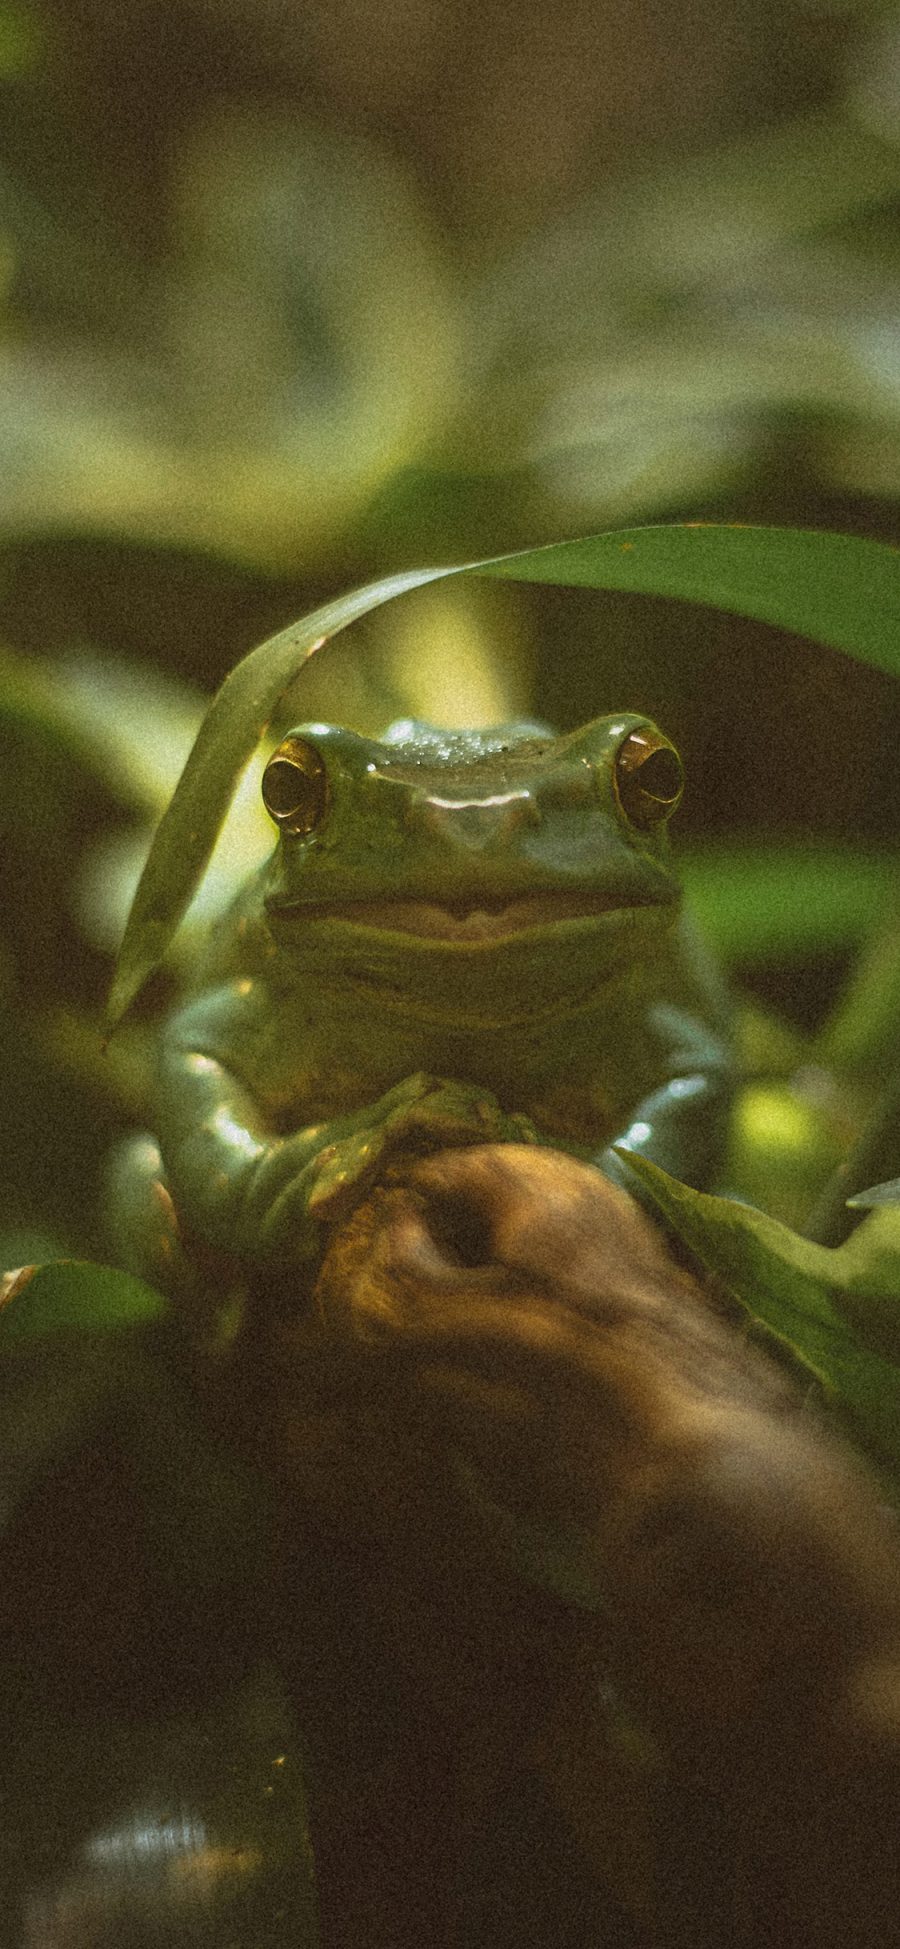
(109, 711, 733, 1293)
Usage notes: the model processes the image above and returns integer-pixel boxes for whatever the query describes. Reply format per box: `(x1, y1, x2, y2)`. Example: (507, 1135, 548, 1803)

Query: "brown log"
(244, 1145, 900, 1947)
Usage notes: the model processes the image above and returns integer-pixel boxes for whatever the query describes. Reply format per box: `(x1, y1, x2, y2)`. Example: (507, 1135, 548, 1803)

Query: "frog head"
(257, 713, 685, 1021)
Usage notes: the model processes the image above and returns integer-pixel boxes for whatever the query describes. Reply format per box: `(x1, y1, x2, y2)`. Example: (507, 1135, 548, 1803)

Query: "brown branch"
(239, 1144, 900, 1947)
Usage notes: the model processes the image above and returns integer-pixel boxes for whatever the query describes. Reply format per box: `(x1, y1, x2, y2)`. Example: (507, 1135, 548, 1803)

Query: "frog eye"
(261, 736, 328, 834)
(614, 728, 684, 829)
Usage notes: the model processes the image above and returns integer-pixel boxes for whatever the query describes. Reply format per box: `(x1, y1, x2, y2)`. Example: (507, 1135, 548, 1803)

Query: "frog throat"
(264, 899, 676, 1030)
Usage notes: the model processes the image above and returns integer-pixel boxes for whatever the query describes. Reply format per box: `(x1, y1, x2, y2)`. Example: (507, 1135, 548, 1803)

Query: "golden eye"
(614, 728, 684, 829)
(261, 736, 328, 835)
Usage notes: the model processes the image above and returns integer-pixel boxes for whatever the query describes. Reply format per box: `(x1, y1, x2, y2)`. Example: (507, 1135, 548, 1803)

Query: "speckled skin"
(110, 714, 733, 1287)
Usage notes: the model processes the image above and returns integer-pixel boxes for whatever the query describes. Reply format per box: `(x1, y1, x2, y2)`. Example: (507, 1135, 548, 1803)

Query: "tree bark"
(246, 1144, 900, 1947)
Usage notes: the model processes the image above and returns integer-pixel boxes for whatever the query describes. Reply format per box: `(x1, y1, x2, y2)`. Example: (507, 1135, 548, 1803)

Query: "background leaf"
(681, 843, 900, 960)
(0, 1258, 166, 1342)
(618, 1152, 900, 1494)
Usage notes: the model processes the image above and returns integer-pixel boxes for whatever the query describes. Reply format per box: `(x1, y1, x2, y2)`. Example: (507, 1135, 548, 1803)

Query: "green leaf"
(681, 843, 900, 961)
(617, 1152, 900, 1492)
(477, 524, 900, 674)
(832, 1208, 900, 1362)
(815, 907, 900, 1076)
(108, 523, 900, 1026)
(0, 647, 205, 822)
(849, 1179, 900, 1209)
(0, 1259, 167, 1344)
(106, 564, 451, 1024)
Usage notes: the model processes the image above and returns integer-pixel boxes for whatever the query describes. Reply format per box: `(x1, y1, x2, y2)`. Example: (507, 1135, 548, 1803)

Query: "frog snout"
(419, 789, 537, 851)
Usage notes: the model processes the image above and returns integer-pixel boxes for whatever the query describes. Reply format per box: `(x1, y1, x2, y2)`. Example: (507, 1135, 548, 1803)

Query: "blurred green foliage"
(2, 0, 900, 1251)
(0, 0, 898, 564)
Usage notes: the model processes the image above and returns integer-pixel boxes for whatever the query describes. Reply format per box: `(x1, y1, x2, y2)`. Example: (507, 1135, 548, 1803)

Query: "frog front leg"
(105, 1053, 383, 1289)
(599, 1005, 735, 1194)
(142, 1018, 536, 1282)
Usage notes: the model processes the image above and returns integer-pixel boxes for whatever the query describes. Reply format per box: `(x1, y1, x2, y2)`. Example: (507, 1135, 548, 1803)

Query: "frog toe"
(104, 1133, 188, 1294)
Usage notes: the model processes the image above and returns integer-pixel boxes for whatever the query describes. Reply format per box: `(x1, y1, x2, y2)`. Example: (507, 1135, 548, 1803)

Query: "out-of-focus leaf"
(3, 86, 900, 563)
(729, 1077, 852, 1232)
(0, 648, 147, 817)
(849, 9, 900, 149)
(477, 109, 900, 362)
(734, 1003, 806, 1078)
(526, 397, 752, 528)
(0, 114, 459, 570)
(462, 329, 876, 476)
(680, 843, 900, 960)
(0, 1263, 166, 1532)
(52, 657, 207, 813)
(479, 291, 900, 525)
(617, 1152, 900, 1492)
(0, 1, 40, 75)
(441, 96, 900, 528)
(0, 646, 205, 820)
(816, 914, 900, 1075)
(0, 648, 212, 1041)
(169, 115, 458, 549)
(0, 1259, 166, 1343)
(849, 1178, 900, 1208)
(109, 523, 900, 1026)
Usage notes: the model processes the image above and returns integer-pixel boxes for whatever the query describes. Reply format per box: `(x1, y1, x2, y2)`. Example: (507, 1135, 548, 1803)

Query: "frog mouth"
(269, 889, 671, 941)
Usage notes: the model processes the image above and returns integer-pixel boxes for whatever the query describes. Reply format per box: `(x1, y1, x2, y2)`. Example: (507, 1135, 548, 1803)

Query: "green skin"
(111, 713, 733, 1289)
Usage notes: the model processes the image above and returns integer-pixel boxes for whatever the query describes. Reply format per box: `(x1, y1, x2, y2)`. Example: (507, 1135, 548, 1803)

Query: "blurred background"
(5, 0, 900, 1249)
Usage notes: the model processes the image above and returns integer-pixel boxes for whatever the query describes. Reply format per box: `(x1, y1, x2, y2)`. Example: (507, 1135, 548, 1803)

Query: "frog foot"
(307, 1073, 538, 1222)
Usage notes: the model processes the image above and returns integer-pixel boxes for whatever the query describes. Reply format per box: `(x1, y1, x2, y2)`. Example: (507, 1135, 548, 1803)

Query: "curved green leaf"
(106, 564, 450, 1024)
(0, 1259, 167, 1343)
(617, 1152, 900, 1493)
(109, 523, 900, 1026)
(477, 523, 900, 672)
